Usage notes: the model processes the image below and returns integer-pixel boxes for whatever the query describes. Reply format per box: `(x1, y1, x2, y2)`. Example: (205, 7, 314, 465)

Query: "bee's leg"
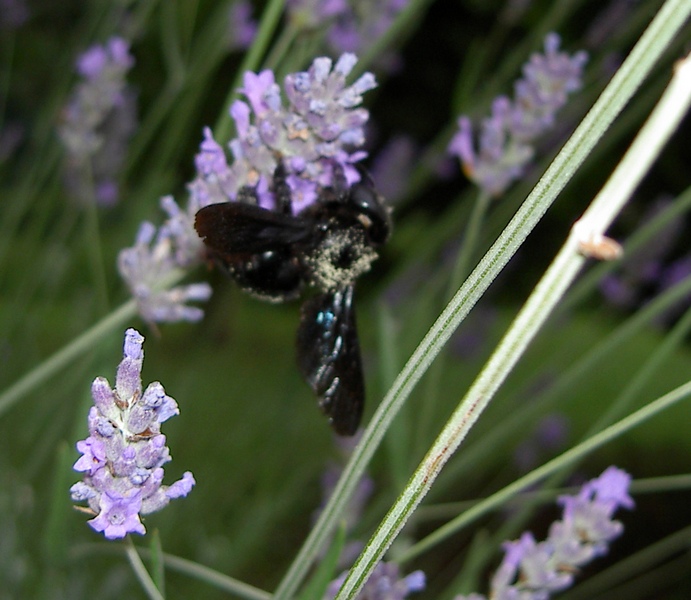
(272, 159, 294, 215)
(236, 185, 259, 204)
(330, 160, 349, 202)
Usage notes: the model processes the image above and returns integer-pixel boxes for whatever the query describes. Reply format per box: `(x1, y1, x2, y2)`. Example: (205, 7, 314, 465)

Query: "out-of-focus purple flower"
(448, 33, 587, 197)
(58, 37, 137, 206)
(0, 122, 25, 163)
(70, 329, 195, 539)
(287, 0, 408, 73)
(228, 0, 257, 50)
(0, 0, 29, 30)
(324, 562, 425, 599)
(514, 413, 569, 472)
(189, 53, 376, 214)
(454, 466, 633, 600)
(118, 218, 212, 324)
(330, 0, 404, 48)
(287, 0, 349, 29)
(599, 198, 685, 313)
(369, 135, 418, 203)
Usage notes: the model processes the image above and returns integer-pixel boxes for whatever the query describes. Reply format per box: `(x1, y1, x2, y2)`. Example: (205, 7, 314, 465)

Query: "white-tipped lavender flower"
(71, 329, 195, 540)
(448, 33, 587, 197)
(324, 562, 426, 599)
(189, 53, 376, 215)
(117, 218, 211, 324)
(454, 466, 634, 600)
(58, 37, 137, 206)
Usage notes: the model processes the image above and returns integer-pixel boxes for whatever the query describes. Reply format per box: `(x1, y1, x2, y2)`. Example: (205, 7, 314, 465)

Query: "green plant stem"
(125, 536, 165, 600)
(213, 0, 287, 142)
(161, 553, 271, 600)
(82, 160, 110, 314)
(415, 189, 491, 457)
(333, 42, 691, 600)
(0, 300, 136, 418)
(400, 380, 691, 563)
(424, 271, 691, 504)
(272, 3, 691, 598)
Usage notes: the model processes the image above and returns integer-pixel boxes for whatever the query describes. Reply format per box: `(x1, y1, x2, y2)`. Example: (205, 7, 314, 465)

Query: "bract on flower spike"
(70, 328, 195, 539)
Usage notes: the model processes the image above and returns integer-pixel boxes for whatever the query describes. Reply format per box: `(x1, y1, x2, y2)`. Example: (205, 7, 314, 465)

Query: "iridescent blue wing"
(296, 285, 364, 436)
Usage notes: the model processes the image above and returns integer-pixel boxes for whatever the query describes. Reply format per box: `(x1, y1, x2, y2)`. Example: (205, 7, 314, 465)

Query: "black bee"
(194, 161, 391, 436)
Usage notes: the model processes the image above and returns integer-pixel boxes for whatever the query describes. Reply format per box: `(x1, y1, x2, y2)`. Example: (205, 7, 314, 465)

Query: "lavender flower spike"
(118, 216, 212, 324)
(455, 466, 634, 600)
(70, 329, 195, 539)
(58, 37, 137, 206)
(189, 53, 376, 215)
(448, 33, 587, 197)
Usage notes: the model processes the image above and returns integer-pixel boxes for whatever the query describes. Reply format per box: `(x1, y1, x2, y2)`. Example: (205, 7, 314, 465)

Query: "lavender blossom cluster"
(70, 329, 195, 539)
(118, 53, 376, 323)
(58, 37, 137, 206)
(448, 33, 588, 197)
(455, 466, 634, 600)
(190, 52, 376, 214)
(117, 213, 213, 324)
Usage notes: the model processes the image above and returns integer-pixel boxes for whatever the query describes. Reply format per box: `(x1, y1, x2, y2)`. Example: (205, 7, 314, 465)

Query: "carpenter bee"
(194, 161, 391, 436)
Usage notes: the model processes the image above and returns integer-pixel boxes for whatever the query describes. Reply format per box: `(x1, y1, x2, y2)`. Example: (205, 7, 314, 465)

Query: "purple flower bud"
(166, 471, 196, 499)
(115, 328, 144, 403)
(71, 329, 195, 539)
(70, 481, 97, 503)
(73, 437, 107, 475)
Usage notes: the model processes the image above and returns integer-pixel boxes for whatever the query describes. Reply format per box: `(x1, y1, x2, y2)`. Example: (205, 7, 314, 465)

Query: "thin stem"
(212, 0, 287, 143)
(81, 159, 111, 314)
(125, 536, 165, 600)
(0, 299, 136, 418)
(448, 191, 492, 295)
(400, 380, 691, 563)
(162, 553, 272, 600)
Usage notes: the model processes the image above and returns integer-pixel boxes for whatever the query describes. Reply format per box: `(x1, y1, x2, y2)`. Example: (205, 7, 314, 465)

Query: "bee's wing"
(194, 202, 312, 256)
(296, 285, 364, 436)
